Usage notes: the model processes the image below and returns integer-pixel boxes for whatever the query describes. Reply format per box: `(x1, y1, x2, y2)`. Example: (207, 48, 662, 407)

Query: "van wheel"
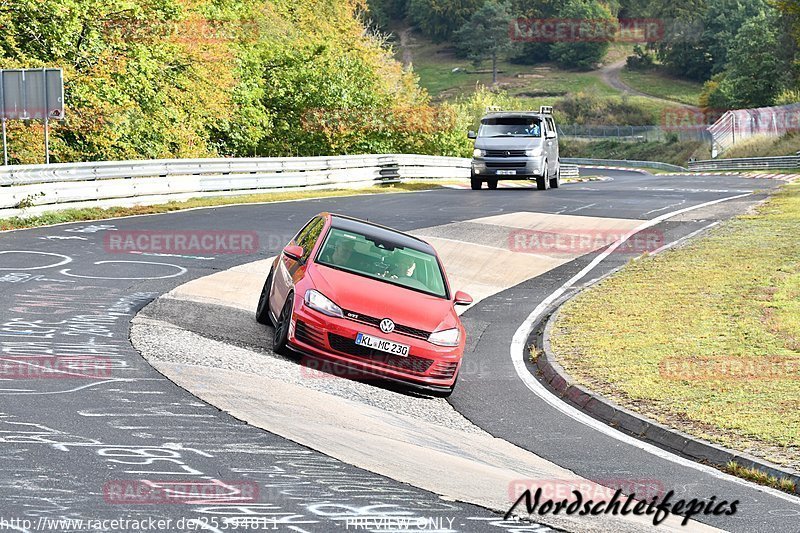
(549, 166, 561, 189)
(487, 179, 498, 189)
(470, 177, 482, 190)
(536, 165, 549, 190)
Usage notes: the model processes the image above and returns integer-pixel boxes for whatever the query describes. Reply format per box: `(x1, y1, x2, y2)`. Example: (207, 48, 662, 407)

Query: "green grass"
(722, 133, 800, 159)
(409, 39, 617, 102)
(560, 138, 709, 167)
(0, 182, 442, 231)
(550, 183, 800, 468)
(725, 462, 797, 494)
(399, 32, 676, 120)
(618, 68, 703, 106)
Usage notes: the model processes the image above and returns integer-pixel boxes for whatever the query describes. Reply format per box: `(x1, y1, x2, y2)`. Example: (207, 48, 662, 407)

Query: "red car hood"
(309, 264, 457, 332)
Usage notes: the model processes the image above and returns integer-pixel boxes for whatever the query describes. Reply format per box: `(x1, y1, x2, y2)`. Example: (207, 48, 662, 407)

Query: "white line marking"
(643, 199, 686, 216)
(648, 221, 720, 256)
(60, 260, 187, 280)
(0, 251, 72, 271)
(510, 192, 800, 504)
(567, 202, 597, 213)
(0, 379, 156, 395)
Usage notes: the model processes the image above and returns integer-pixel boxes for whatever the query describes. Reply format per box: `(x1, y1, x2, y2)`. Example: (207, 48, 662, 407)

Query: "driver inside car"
(390, 251, 417, 279)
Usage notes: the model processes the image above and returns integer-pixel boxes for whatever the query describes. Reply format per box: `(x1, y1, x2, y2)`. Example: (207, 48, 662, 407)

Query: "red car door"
(270, 216, 326, 317)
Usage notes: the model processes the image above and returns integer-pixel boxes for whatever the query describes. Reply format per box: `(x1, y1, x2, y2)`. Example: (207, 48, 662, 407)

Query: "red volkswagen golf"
(255, 213, 472, 396)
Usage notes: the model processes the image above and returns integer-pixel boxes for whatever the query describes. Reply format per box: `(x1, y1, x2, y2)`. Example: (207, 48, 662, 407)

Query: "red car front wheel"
(273, 294, 293, 355)
(255, 269, 273, 325)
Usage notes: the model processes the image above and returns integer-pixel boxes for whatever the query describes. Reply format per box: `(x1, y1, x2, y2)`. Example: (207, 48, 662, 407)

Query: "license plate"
(355, 333, 409, 357)
(497, 170, 517, 175)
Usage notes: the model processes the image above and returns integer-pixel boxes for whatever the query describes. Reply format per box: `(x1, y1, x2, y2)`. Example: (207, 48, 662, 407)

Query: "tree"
(454, 1, 515, 84)
(701, 0, 770, 76)
(718, 12, 791, 107)
(407, 0, 486, 42)
(549, 0, 615, 70)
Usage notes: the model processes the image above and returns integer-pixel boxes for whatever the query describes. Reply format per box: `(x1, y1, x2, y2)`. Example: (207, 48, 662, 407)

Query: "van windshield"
(479, 117, 542, 137)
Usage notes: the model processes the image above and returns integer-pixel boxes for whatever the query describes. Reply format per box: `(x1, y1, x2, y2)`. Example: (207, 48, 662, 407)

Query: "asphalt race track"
(1, 169, 798, 532)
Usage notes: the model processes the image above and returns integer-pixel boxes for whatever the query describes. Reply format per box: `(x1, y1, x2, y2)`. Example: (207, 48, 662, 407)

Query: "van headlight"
(304, 290, 343, 318)
(427, 327, 460, 347)
(473, 149, 485, 158)
(525, 148, 543, 157)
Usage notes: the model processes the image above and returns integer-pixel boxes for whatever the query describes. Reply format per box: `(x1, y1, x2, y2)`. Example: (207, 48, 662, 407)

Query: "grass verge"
(725, 461, 797, 493)
(0, 182, 442, 231)
(550, 182, 800, 471)
(618, 67, 703, 106)
(561, 138, 708, 167)
(722, 133, 800, 159)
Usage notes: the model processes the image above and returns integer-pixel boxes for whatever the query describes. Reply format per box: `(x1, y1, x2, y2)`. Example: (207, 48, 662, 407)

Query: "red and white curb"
(663, 171, 798, 182)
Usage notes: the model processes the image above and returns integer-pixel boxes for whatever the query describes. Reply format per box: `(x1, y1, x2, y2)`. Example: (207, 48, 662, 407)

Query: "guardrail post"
(377, 156, 400, 183)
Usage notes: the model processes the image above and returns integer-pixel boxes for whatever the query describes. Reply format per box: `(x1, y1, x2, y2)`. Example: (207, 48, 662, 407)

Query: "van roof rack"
(482, 107, 554, 116)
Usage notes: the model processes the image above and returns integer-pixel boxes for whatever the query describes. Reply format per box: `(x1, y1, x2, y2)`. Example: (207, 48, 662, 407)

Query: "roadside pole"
(44, 116, 49, 164)
(2, 118, 7, 165)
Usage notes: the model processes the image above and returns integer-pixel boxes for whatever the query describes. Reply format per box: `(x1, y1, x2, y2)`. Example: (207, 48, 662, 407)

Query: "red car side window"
(296, 217, 325, 262)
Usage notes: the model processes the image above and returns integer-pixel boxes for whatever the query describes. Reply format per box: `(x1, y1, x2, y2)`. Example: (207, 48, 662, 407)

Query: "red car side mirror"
(283, 244, 304, 261)
(454, 290, 473, 305)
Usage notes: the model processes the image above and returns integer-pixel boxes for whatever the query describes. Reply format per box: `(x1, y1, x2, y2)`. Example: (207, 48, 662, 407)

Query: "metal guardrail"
(0, 155, 583, 212)
(688, 155, 800, 171)
(560, 166, 579, 179)
(562, 158, 687, 172)
(0, 155, 470, 210)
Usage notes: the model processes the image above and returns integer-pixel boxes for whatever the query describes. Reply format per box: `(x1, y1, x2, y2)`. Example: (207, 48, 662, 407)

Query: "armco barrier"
(561, 157, 687, 172)
(688, 155, 800, 172)
(0, 155, 580, 212)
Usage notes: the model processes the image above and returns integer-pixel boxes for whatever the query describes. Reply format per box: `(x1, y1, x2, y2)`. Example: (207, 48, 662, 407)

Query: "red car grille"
(327, 333, 433, 374)
(340, 309, 431, 340)
(428, 361, 459, 379)
(295, 320, 325, 347)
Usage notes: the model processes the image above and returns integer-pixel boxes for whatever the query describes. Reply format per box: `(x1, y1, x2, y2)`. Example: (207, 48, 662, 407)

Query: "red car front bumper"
(286, 303, 462, 392)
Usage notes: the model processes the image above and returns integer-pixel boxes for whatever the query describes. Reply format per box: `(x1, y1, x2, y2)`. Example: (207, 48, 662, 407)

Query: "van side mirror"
(546, 131, 557, 139)
(467, 131, 477, 139)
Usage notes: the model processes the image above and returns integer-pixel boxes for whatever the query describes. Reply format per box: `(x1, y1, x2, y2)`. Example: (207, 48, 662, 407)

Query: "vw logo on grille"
(380, 318, 395, 334)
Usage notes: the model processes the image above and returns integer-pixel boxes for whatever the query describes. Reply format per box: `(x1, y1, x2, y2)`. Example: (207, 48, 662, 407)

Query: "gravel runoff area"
(131, 316, 489, 436)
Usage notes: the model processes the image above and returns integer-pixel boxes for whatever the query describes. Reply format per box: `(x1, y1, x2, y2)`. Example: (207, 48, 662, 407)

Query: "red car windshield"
(316, 228, 448, 298)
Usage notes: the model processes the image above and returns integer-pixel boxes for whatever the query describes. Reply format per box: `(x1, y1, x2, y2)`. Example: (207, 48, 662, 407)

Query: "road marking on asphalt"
(0, 251, 72, 271)
(414, 212, 643, 308)
(509, 192, 800, 504)
(59, 260, 187, 280)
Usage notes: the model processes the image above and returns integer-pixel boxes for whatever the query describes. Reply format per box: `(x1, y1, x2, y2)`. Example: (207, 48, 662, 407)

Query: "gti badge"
(380, 318, 395, 334)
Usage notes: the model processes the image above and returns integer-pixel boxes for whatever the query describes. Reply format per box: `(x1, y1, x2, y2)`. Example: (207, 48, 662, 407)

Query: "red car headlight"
(427, 327, 460, 347)
(304, 289, 344, 318)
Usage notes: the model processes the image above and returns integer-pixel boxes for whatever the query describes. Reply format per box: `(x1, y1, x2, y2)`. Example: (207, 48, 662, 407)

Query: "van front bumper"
(471, 157, 545, 178)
